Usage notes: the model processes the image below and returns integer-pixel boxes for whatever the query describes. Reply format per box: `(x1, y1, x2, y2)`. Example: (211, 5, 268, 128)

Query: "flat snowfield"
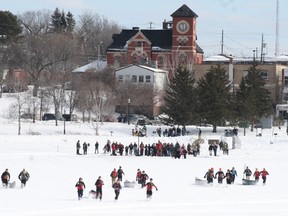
(0, 96, 288, 216)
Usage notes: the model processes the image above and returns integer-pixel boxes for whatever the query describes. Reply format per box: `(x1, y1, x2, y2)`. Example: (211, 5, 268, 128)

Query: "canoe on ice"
(242, 178, 257, 185)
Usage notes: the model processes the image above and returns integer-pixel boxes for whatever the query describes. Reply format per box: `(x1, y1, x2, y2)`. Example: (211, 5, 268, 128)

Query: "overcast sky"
(2, 0, 288, 57)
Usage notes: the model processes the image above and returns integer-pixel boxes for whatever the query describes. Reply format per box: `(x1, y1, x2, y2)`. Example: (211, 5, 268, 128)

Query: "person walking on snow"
(140, 171, 149, 188)
(230, 167, 237, 183)
(117, 166, 125, 182)
(18, 168, 30, 188)
(1, 169, 10, 188)
(110, 168, 118, 186)
(145, 178, 158, 199)
(76, 140, 81, 155)
(112, 179, 122, 200)
(260, 168, 269, 184)
(204, 168, 214, 184)
(214, 168, 225, 184)
(95, 176, 104, 200)
(136, 169, 142, 184)
(75, 177, 86, 200)
(243, 166, 252, 180)
(253, 168, 260, 182)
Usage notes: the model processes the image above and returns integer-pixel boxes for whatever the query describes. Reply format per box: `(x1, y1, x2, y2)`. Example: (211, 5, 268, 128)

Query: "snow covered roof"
(204, 55, 288, 63)
(72, 60, 107, 73)
(116, 64, 168, 74)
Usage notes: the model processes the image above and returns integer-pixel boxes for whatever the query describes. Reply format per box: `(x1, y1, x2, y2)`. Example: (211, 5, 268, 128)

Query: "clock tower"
(171, 4, 198, 64)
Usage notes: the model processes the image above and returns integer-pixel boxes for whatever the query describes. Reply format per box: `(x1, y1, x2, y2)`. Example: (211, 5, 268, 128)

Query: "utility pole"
(221, 30, 224, 55)
(260, 34, 267, 63)
(275, 0, 279, 56)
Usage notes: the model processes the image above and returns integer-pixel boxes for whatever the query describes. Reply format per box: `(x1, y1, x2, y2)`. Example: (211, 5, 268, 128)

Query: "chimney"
(162, 20, 172, 30)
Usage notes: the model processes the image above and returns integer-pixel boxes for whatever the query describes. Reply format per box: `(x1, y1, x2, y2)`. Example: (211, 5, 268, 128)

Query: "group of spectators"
(100, 140, 202, 158)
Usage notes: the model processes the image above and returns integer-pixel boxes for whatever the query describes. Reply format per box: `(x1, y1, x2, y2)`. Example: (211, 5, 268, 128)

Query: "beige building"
(193, 55, 288, 104)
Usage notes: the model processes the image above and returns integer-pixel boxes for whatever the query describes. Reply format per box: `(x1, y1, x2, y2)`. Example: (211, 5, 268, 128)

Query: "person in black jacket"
(140, 171, 149, 188)
(224, 169, 233, 184)
(1, 169, 10, 187)
(243, 166, 252, 180)
(214, 168, 225, 184)
(95, 176, 104, 200)
(117, 166, 125, 182)
(18, 168, 30, 188)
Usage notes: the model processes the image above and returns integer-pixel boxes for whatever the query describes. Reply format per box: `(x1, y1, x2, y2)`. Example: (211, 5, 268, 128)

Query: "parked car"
(21, 113, 34, 119)
(136, 118, 147, 126)
(62, 114, 78, 121)
(42, 113, 56, 121)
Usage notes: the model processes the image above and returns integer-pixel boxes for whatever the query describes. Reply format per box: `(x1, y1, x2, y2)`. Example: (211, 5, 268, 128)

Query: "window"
(146, 75, 151, 83)
(132, 75, 137, 82)
(118, 75, 123, 82)
(284, 76, 288, 86)
(260, 71, 268, 80)
(139, 75, 144, 83)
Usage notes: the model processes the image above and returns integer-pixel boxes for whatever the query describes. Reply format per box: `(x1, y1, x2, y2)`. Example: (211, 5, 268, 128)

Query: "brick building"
(106, 4, 204, 77)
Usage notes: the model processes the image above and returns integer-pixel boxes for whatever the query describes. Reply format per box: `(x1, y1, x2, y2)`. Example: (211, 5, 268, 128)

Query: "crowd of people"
(204, 166, 269, 184)
(1, 168, 30, 188)
(76, 139, 206, 159)
(243, 166, 269, 183)
(75, 166, 158, 201)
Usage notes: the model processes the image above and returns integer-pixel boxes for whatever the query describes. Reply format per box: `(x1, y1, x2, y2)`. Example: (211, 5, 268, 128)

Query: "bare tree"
(76, 11, 121, 60)
(42, 85, 64, 126)
(8, 84, 31, 135)
(116, 81, 154, 117)
(18, 10, 51, 36)
(3, 33, 80, 97)
(88, 81, 115, 135)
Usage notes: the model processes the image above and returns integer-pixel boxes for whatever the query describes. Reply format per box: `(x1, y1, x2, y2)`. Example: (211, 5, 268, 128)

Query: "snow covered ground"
(0, 94, 288, 216)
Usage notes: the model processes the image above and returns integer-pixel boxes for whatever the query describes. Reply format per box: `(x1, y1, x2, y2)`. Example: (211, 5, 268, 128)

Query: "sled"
(242, 178, 257, 185)
(195, 177, 207, 185)
(124, 180, 136, 188)
(88, 190, 96, 199)
(9, 181, 16, 188)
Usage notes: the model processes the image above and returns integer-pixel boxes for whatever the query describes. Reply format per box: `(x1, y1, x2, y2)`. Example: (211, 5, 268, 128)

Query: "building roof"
(72, 60, 107, 73)
(107, 29, 203, 53)
(108, 29, 172, 50)
(203, 54, 288, 64)
(171, 4, 198, 18)
(116, 64, 168, 74)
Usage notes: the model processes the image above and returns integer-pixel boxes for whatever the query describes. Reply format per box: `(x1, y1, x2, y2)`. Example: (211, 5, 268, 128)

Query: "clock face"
(177, 20, 189, 34)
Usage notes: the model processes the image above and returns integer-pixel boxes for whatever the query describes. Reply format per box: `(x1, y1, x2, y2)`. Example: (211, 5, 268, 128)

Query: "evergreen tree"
(50, 8, 74, 34)
(235, 63, 272, 131)
(234, 77, 251, 134)
(66, 12, 76, 34)
(0, 11, 22, 43)
(50, 8, 62, 33)
(162, 65, 197, 126)
(196, 64, 232, 132)
(60, 11, 67, 33)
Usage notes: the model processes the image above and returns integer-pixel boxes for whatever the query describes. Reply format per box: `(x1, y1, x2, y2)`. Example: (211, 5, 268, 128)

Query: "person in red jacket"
(110, 168, 118, 186)
(75, 177, 86, 200)
(112, 179, 122, 200)
(95, 176, 104, 200)
(136, 169, 142, 184)
(145, 178, 158, 199)
(260, 168, 269, 184)
(253, 168, 260, 182)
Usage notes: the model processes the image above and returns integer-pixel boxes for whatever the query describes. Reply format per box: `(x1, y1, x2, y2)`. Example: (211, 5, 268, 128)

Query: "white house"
(115, 64, 169, 116)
